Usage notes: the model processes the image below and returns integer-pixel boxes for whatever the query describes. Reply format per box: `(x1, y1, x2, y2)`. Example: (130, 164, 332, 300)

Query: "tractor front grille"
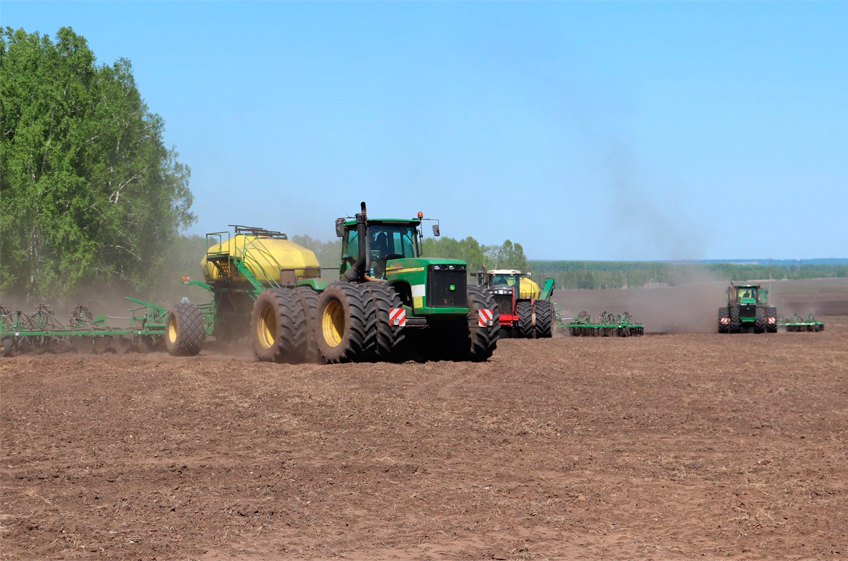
(426, 266, 467, 308)
(740, 304, 756, 318)
(489, 289, 514, 315)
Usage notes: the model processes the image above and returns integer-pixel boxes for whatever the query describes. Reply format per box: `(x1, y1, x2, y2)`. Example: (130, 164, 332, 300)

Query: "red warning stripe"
(478, 309, 493, 327)
(389, 308, 406, 327)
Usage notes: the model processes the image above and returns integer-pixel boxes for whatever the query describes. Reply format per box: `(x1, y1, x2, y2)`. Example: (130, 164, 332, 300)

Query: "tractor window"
(369, 224, 419, 260)
(737, 287, 757, 300)
(493, 274, 518, 287)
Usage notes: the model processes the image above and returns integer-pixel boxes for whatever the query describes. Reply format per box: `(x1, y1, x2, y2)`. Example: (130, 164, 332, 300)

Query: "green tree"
(490, 239, 528, 270)
(0, 27, 194, 302)
(422, 236, 492, 272)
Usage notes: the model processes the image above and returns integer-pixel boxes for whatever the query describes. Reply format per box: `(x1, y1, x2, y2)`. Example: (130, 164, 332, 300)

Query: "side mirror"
(432, 224, 440, 237)
(335, 218, 345, 238)
(526, 272, 531, 278)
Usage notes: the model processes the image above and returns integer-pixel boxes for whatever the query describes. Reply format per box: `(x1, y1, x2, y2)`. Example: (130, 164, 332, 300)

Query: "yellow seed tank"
(201, 234, 320, 284)
(519, 277, 540, 299)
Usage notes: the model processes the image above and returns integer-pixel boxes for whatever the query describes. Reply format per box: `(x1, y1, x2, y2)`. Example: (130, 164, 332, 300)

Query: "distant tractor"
(718, 282, 777, 334)
(474, 269, 556, 338)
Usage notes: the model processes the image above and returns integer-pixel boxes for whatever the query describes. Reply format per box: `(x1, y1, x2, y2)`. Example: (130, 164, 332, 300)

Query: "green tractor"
(171, 203, 499, 363)
(318, 203, 499, 362)
(718, 282, 777, 334)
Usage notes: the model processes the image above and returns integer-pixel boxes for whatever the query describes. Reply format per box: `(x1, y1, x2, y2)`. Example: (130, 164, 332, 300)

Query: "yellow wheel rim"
(257, 304, 277, 349)
(168, 315, 178, 343)
(322, 300, 345, 348)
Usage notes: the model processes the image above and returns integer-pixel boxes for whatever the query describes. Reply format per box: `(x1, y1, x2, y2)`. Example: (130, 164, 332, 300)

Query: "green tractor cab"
(718, 282, 777, 334)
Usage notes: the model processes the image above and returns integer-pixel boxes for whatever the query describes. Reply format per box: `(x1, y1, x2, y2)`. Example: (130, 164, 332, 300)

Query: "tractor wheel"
(315, 282, 376, 363)
(516, 300, 534, 338)
(251, 288, 307, 363)
(767, 306, 778, 333)
(2, 337, 12, 357)
(729, 306, 741, 334)
(362, 283, 405, 361)
(754, 306, 766, 334)
(535, 300, 553, 338)
(718, 307, 729, 334)
(295, 286, 321, 363)
(467, 286, 500, 362)
(165, 302, 205, 356)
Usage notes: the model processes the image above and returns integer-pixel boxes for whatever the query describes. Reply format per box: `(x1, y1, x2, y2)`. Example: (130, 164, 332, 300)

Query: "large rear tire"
(468, 286, 499, 362)
(718, 307, 729, 334)
(767, 306, 777, 333)
(729, 306, 741, 334)
(362, 283, 405, 361)
(754, 306, 766, 334)
(165, 302, 205, 356)
(516, 300, 534, 339)
(315, 282, 376, 363)
(251, 288, 307, 363)
(535, 300, 553, 338)
(295, 286, 321, 363)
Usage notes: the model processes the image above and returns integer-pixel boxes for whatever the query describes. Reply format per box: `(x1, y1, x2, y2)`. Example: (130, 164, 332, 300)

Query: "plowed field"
(2, 282, 847, 560)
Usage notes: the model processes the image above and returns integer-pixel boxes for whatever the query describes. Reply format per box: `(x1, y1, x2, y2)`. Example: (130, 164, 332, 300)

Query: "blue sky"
(3, 2, 847, 261)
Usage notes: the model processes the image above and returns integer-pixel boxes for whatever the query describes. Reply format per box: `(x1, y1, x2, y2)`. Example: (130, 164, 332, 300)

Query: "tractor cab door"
(340, 228, 360, 277)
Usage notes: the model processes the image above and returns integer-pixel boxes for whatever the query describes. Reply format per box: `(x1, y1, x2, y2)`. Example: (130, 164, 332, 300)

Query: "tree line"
(1, 27, 193, 304)
(529, 261, 848, 290)
(164, 235, 848, 297)
(421, 236, 528, 272)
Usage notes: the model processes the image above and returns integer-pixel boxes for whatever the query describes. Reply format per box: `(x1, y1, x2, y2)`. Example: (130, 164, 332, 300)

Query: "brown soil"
(2, 282, 847, 560)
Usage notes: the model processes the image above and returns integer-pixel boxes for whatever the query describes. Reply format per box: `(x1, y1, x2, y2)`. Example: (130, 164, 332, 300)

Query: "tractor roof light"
(418, 211, 423, 219)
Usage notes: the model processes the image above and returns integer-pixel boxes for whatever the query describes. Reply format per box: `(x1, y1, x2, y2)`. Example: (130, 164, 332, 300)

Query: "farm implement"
(0, 299, 169, 357)
(778, 314, 825, 332)
(165, 202, 499, 363)
(564, 311, 644, 337)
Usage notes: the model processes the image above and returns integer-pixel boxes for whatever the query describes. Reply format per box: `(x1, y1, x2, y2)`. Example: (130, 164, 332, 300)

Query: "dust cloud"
(552, 143, 725, 333)
(554, 281, 728, 334)
(606, 143, 708, 261)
